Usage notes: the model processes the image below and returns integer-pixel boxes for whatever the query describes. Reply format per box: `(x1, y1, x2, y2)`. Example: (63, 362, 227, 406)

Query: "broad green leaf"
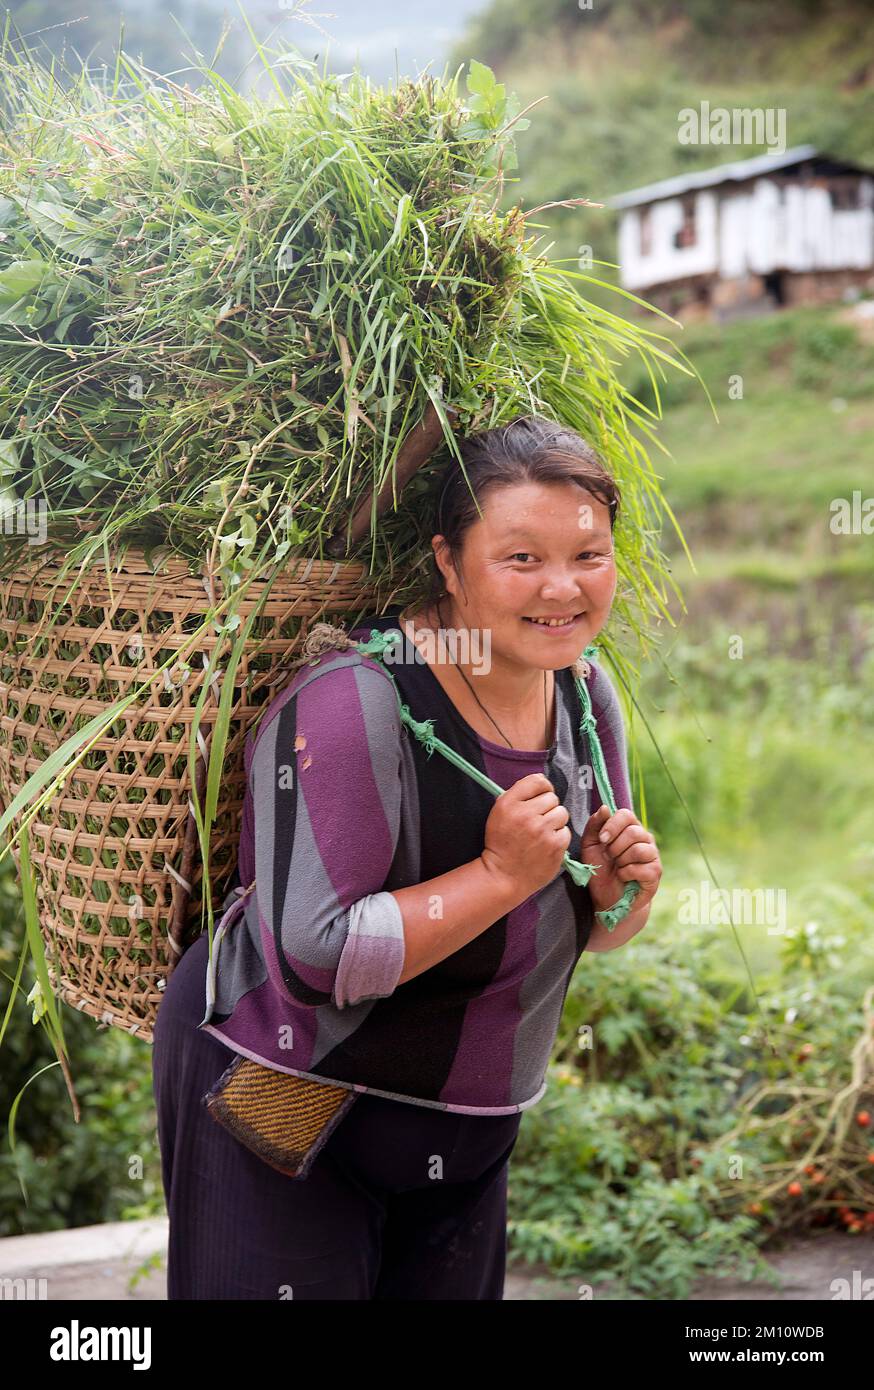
(13, 195, 110, 261)
(0, 258, 52, 299)
(0, 439, 20, 476)
(466, 59, 496, 96)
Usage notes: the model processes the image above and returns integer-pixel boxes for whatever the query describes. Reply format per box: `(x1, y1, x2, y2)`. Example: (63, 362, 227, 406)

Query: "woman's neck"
(399, 598, 555, 742)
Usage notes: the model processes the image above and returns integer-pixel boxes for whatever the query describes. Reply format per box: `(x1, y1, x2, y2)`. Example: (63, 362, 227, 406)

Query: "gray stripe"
(512, 673, 590, 1096)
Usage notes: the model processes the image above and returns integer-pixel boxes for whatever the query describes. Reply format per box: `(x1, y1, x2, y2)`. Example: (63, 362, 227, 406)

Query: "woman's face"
(433, 480, 617, 669)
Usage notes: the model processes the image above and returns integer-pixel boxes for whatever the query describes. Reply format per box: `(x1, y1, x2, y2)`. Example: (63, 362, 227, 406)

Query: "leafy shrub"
(0, 857, 163, 1237)
(508, 913, 874, 1298)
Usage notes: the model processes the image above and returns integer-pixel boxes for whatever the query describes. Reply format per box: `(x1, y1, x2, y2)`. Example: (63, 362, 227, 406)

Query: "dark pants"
(152, 931, 523, 1300)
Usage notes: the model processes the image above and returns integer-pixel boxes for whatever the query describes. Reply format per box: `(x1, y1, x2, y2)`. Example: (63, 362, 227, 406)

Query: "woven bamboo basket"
(0, 407, 450, 1042)
(0, 549, 383, 1040)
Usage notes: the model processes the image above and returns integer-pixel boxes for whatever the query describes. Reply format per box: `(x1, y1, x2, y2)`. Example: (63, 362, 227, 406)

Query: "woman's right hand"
(480, 773, 571, 901)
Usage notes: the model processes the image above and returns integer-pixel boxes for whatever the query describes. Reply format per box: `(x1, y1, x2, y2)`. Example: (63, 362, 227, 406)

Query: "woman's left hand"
(580, 805, 662, 913)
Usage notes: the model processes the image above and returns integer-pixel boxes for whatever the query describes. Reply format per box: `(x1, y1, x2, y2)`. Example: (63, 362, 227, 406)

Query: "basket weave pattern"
(0, 549, 378, 1040)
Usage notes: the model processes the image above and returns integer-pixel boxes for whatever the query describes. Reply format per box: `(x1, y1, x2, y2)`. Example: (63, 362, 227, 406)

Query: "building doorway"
(764, 271, 787, 306)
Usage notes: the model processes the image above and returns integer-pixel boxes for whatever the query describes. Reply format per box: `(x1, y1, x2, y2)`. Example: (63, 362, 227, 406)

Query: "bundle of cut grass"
(0, 38, 695, 594)
(0, 32, 698, 1113)
(0, 45, 535, 580)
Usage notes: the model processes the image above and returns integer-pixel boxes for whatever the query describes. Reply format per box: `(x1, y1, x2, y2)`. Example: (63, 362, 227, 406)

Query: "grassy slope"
(631, 306, 874, 574)
(630, 301, 874, 966)
(630, 300, 874, 979)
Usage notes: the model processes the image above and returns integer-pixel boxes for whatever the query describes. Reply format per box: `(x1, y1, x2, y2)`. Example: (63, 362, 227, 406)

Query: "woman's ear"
(432, 536, 452, 593)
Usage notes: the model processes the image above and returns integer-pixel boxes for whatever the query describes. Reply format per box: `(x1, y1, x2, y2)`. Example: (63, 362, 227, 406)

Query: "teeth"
(528, 615, 576, 627)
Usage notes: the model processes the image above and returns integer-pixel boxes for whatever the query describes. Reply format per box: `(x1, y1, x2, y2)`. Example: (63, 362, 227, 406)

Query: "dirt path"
(505, 1233, 874, 1300)
(1, 1220, 871, 1300)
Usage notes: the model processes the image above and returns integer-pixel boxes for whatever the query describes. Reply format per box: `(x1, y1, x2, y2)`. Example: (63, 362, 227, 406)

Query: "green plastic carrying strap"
(351, 629, 642, 932)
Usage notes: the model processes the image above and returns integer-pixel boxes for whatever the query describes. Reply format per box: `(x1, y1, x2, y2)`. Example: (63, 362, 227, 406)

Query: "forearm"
(391, 858, 524, 984)
(585, 895, 652, 952)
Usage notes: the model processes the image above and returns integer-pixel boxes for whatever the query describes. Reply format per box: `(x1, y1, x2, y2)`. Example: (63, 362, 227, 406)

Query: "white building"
(611, 147, 874, 319)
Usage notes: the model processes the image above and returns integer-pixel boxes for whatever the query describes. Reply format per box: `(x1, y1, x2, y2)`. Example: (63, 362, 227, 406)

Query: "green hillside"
(630, 305, 874, 570)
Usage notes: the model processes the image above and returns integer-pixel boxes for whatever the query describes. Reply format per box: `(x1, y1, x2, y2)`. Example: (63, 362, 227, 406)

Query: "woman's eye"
(509, 552, 600, 563)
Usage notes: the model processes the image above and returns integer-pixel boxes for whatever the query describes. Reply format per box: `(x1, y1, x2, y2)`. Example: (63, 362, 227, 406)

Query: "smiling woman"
(152, 412, 661, 1301)
(398, 415, 622, 753)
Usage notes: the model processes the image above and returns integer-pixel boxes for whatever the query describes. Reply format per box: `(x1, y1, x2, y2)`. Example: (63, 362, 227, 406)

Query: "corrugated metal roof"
(609, 145, 828, 210)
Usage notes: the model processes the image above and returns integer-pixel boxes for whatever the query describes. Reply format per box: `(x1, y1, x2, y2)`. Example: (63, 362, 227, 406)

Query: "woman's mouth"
(522, 612, 585, 633)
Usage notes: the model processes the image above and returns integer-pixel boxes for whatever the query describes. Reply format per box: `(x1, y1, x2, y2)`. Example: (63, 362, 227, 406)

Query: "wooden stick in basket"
(325, 400, 457, 558)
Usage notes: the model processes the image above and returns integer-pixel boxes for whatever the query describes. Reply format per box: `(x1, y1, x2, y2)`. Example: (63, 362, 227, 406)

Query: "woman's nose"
(539, 576, 586, 601)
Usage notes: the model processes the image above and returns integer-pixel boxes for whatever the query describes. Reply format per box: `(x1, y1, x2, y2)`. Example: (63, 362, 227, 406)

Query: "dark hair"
(415, 414, 621, 612)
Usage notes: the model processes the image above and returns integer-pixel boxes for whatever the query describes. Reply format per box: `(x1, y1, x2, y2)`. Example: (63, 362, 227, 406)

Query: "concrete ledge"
(0, 1218, 169, 1300)
(0, 1217, 168, 1274)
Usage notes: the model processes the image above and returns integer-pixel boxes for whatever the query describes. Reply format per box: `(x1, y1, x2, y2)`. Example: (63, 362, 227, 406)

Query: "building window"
(673, 195, 697, 249)
(829, 181, 860, 211)
(639, 206, 652, 257)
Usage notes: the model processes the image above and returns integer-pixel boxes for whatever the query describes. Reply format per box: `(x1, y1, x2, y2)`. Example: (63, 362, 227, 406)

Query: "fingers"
(613, 860, 660, 887)
(612, 844, 661, 883)
(514, 773, 555, 798)
(596, 808, 650, 858)
(508, 789, 560, 816)
(610, 838, 659, 866)
(593, 809, 662, 888)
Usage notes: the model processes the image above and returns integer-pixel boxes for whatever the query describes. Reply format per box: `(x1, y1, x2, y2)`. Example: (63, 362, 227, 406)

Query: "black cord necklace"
(435, 597, 550, 751)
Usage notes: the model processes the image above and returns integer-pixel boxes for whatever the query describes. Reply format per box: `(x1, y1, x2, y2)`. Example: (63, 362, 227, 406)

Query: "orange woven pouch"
(203, 1054, 359, 1179)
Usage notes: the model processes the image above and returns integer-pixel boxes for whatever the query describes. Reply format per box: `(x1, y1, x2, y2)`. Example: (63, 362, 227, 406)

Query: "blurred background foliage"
(0, 875, 162, 1236)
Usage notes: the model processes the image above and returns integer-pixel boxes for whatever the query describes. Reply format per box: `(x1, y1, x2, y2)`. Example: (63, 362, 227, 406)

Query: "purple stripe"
(200, 1024, 546, 1113)
(294, 662, 396, 911)
(204, 974, 322, 1069)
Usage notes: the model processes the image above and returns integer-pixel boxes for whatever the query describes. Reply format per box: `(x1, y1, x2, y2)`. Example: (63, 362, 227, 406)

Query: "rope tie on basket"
(296, 622, 641, 931)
